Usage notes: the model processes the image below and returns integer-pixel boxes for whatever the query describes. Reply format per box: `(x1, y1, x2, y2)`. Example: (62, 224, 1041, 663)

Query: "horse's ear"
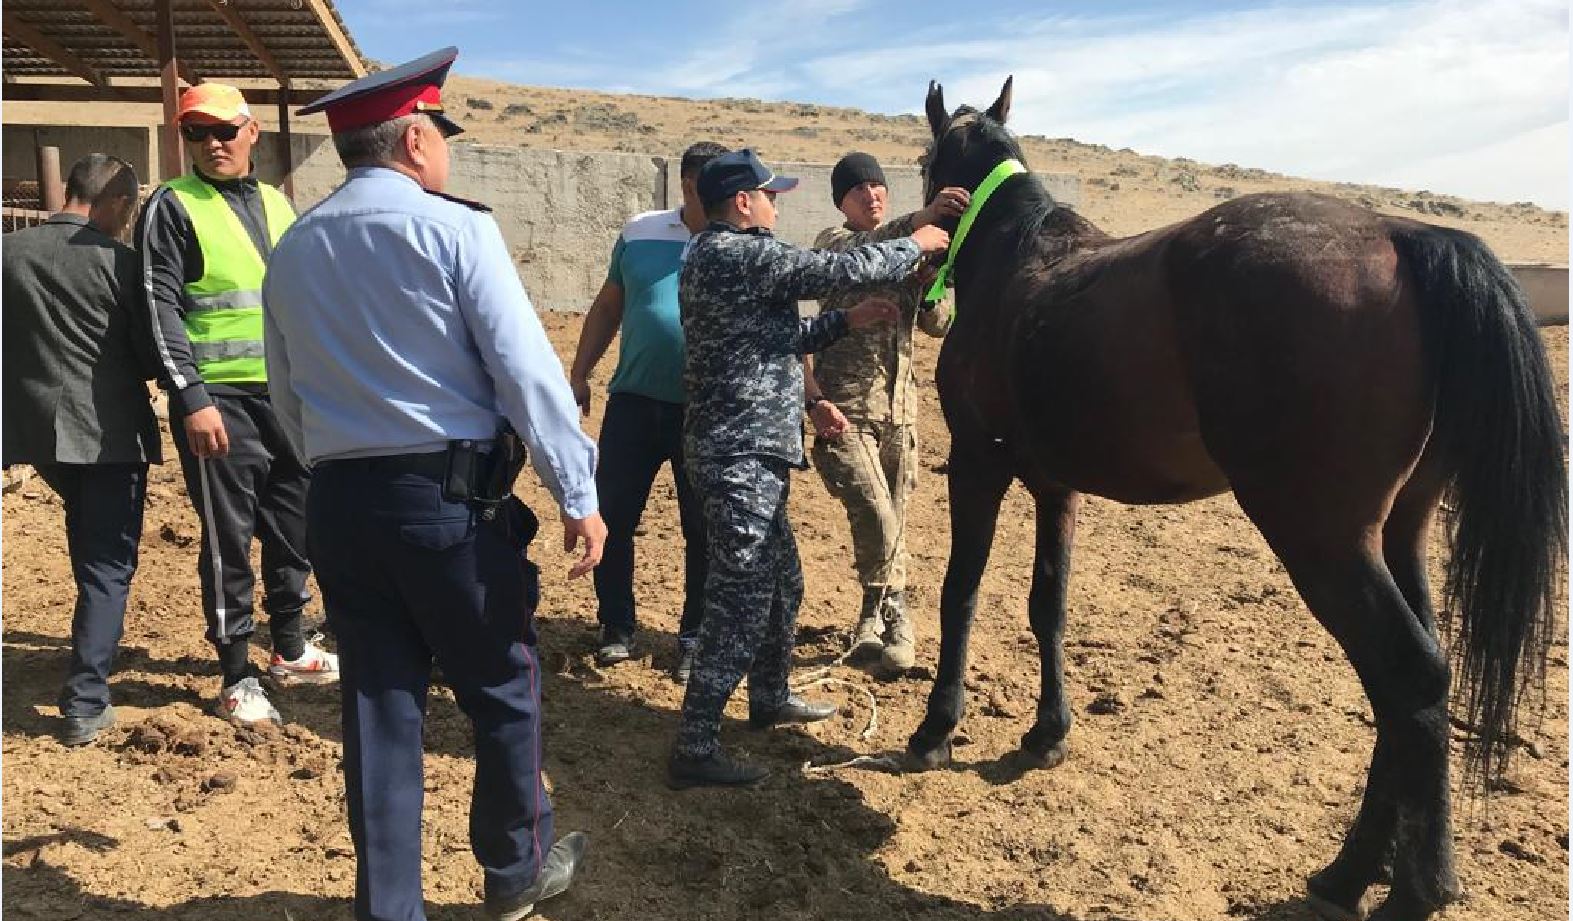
(925, 80, 948, 137)
(986, 75, 1013, 124)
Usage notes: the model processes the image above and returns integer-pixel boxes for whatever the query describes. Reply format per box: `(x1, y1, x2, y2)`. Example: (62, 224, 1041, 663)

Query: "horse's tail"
(1393, 223, 1566, 787)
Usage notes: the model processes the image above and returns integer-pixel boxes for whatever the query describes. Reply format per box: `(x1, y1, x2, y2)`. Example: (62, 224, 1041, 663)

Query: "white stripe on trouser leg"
(197, 457, 229, 642)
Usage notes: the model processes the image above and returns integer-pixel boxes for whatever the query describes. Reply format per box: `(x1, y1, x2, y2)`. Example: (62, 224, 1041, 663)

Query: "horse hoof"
(904, 738, 952, 772)
(1306, 871, 1374, 921)
(1016, 739, 1068, 770)
(1364, 882, 1463, 921)
(1307, 892, 1370, 921)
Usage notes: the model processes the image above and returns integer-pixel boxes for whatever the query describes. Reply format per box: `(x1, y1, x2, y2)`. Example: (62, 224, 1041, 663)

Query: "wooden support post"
(36, 145, 64, 212)
(156, 0, 183, 182)
(303, 0, 367, 77)
(277, 82, 296, 202)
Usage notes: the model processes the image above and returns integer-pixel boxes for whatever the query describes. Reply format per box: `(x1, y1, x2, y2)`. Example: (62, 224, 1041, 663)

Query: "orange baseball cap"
(176, 83, 251, 123)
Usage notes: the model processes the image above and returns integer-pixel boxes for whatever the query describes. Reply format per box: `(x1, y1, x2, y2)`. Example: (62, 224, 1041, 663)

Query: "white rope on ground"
(802, 753, 903, 775)
(790, 675, 880, 740)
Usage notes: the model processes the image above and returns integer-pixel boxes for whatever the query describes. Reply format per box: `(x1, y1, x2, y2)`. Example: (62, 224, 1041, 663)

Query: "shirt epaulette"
(424, 188, 492, 213)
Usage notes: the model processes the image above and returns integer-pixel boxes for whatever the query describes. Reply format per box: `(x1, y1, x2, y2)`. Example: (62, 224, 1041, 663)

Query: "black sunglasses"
(180, 119, 246, 143)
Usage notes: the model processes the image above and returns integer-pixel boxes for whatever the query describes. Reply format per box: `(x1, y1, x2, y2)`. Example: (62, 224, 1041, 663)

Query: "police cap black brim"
(428, 111, 464, 137)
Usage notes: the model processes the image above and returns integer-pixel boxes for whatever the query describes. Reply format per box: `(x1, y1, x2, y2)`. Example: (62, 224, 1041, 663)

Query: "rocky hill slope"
(440, 72, 1567, 265)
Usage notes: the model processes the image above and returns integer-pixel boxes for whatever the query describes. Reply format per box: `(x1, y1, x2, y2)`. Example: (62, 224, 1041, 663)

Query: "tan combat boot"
(879, 591, 915, 675)
(849, 588, 885, 661)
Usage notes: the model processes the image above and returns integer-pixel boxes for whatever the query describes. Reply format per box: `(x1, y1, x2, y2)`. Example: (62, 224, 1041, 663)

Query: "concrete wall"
(262, 134, 1082, 313)
(681, 161, 1083, 248)
(2, 124, 155, 187)
(253, 133, 669, 312)
(1509, 265, 1568, 325)
(19, 124, 1561, 329)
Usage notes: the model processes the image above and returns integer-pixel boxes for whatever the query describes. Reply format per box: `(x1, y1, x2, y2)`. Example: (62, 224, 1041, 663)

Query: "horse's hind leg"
(1018, 481, 1079, 767)
(1236, 486, 1459, 921)
(1383, 458, 1449, 637)
(1307, 463, 1452, 919)
(907, 444, 1011, 770)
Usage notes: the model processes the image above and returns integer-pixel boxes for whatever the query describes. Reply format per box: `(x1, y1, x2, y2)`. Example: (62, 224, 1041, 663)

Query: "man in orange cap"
(135, 82, 336, 729)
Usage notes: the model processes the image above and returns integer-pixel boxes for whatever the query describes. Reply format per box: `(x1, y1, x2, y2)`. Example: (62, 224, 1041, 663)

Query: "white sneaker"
(268, 642, 340, 686)
(217, 676, 282, 725)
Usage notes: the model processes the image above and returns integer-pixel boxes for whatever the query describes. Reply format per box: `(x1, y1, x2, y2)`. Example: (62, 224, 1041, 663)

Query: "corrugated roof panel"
(2, 0, 365, 82)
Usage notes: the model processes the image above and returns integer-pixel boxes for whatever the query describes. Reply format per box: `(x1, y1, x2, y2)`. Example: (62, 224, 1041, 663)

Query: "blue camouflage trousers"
(674, 454, 802, 758)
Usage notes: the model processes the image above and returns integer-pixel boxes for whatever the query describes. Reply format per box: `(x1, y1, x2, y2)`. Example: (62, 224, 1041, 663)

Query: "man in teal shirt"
(569, 142, 726, 680)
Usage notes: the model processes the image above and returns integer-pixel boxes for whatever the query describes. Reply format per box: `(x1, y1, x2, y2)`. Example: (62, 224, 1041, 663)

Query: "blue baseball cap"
(696, 148, 799, 206)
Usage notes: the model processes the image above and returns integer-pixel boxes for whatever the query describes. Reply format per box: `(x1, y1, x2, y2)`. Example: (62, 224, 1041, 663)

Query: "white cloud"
(1369, 121, 1569, 207)
(795, 0, 1569, 208)
(453, 0, 1568, 207)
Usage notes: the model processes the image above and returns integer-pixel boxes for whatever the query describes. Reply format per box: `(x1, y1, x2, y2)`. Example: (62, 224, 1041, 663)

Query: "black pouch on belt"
(476, 424, 528, 504)
(442, 438, 486, 503)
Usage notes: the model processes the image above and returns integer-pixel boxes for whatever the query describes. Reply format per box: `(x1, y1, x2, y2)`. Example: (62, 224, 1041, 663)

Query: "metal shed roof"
(2, 0, 366, 85)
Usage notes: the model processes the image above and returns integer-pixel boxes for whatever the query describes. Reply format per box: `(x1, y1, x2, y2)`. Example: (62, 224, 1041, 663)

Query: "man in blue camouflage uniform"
(667, 149, 950, 789)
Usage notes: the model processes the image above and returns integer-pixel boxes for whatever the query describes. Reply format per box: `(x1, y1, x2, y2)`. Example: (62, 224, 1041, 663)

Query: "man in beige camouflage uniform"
(806, 152, 968, 675)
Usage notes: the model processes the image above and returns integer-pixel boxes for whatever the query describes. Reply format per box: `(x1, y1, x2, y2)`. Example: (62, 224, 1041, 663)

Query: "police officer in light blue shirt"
(261, 48, 602, 921)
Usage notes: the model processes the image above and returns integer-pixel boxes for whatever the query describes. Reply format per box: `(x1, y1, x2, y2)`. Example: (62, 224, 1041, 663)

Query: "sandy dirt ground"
(2, 287, 1566, 920)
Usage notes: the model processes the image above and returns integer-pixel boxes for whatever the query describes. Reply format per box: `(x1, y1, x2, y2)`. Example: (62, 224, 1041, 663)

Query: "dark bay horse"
(908, 77, 1566, 921)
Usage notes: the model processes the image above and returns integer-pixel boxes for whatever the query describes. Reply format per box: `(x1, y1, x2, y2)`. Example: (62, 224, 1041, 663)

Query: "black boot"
(748, 694, 838, 729)
(484, 831, 588, 921)
(667, 749, 771, 790)
(595, 626, 634, 666)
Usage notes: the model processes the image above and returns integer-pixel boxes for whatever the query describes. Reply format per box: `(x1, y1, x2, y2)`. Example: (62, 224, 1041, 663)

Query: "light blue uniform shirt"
(262, 167, 598, 519)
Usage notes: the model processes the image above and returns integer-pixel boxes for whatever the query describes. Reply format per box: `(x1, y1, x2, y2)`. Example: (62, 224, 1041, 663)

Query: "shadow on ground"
(4, 617, 1342, 921)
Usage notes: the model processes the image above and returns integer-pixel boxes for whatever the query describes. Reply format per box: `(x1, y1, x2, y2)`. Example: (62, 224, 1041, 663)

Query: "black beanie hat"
(831, 152, 887, 206)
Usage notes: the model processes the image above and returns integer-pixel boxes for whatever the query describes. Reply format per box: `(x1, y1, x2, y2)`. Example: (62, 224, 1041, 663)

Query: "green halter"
(923, 158, 1029, 307)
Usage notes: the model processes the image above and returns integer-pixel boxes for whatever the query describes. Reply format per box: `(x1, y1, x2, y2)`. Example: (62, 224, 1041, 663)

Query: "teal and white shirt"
(606, 208, 691, 405)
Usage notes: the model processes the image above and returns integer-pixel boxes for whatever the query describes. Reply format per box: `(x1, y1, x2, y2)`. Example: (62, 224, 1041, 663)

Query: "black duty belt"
(322, 450, 454, 479)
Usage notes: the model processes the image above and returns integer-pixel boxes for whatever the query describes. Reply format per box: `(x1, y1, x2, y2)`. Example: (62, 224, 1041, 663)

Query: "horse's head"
(922, 76, 1025, 207)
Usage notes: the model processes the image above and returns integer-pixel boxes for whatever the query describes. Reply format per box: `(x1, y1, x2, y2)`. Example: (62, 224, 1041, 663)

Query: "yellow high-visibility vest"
(165, 174, 294, 384)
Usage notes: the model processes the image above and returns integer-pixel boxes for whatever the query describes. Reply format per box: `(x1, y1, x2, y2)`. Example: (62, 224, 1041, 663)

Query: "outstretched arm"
(568, 278, 625, 415)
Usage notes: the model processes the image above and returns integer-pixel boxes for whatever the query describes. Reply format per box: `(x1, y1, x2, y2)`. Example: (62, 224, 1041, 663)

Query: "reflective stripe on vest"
(164, 175, 294, 384)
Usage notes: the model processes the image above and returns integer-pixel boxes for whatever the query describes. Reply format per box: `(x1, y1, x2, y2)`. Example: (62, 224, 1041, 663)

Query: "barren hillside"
(437, 73, 1568, 265)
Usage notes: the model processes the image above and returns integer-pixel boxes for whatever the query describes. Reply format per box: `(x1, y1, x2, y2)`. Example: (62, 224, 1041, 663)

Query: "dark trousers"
(675, 455, 800, 758)
(593, 392, 707, 645)
(170, 393, 311, 674)
(309, 457, 552, 921)
(34, 463, 148, 717)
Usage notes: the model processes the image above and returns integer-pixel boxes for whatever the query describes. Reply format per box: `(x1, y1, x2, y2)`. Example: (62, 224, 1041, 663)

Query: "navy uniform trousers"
(674, 454, 801, 758)
(34, 463, 148, 717)
(308, 456, 551, 921)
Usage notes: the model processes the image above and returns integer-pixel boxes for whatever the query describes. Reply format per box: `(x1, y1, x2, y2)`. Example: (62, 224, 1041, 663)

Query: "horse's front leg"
(1019, 485, 1079, 767)
(907, 445, 1011, 770)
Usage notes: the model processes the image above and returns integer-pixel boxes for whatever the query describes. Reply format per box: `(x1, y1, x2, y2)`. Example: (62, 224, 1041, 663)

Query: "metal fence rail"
(2, 206, 52, 233)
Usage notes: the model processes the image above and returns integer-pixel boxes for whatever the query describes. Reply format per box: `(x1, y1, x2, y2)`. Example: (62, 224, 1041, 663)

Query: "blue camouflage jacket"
(680, 221, 922, 466)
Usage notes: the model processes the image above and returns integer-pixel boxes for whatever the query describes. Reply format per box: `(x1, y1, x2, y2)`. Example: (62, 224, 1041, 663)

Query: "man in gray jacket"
(2, 153, 161, 745)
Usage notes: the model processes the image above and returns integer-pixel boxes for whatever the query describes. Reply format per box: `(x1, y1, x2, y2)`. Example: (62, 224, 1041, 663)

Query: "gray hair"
(64, 154, 138, 205)
(332, 114, 423, 168)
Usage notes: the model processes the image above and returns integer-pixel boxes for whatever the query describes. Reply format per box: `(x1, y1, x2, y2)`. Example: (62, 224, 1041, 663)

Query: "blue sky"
(337, 0, 1569, 209)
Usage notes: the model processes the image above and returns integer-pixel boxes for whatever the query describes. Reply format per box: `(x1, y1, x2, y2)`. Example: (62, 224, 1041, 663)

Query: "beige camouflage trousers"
(810, 421, 916, 592)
